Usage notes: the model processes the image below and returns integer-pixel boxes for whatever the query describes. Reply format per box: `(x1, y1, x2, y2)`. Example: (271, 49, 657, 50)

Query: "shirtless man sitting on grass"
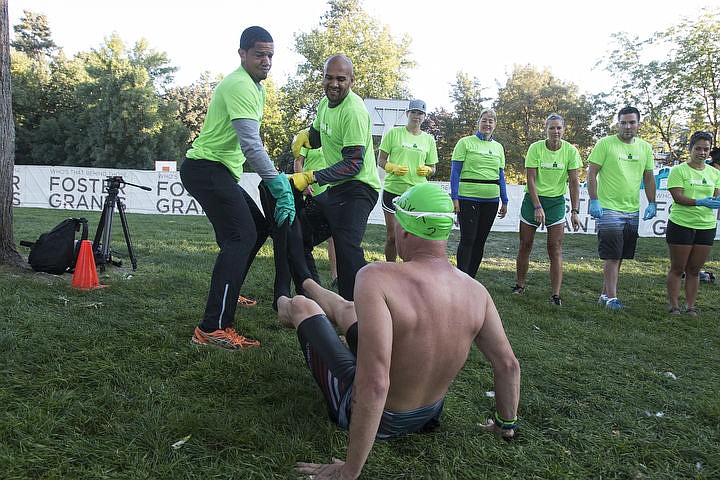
(275, 183, 521, 479)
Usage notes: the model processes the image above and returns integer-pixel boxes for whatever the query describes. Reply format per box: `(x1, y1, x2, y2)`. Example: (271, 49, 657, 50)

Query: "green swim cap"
(394, 183, 455, 240)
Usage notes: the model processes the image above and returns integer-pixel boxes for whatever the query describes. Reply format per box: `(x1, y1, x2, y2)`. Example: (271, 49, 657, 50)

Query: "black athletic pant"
(320, 181, 378, 301)
(180, 159, 268, 331)
(456, 199, 499, 279)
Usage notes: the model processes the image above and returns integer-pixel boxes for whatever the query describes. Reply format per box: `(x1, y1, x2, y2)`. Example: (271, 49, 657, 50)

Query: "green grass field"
(2, 208, 719, 479)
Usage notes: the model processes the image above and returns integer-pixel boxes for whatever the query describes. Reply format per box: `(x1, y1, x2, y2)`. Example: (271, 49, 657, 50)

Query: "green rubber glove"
(265, 174, 296, 226)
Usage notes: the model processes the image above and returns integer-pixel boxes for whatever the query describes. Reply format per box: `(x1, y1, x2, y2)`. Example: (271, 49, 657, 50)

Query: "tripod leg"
(93, 196, 115, 271)
(116, 198, 138, 270)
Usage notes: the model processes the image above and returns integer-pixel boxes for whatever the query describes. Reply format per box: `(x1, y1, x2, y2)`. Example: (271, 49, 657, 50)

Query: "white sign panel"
(11, 165, 719, 239)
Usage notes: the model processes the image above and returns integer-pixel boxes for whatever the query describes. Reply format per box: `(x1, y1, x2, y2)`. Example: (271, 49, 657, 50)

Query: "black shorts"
(381, 189, 400, 214)
(596, 209, 639, 260)
(665, 220, 716, 246)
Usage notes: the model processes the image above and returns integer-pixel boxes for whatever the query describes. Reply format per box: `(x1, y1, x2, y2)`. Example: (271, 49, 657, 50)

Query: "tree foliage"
(160, 71, 219, 152)
(11, 22, 189, 168)
(10, 9, 56, 60)
(423, 72, 491, 180)
(599, 7, 720, 163)
(282, 0, 414, 128)
(663, 8, 720, 146)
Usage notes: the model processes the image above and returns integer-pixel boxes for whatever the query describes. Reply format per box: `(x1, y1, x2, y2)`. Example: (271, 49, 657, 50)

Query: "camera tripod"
(92, 176, 151, 271)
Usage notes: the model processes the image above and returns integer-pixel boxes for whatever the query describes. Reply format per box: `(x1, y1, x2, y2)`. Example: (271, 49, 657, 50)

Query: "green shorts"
(520, 193, 566, 227)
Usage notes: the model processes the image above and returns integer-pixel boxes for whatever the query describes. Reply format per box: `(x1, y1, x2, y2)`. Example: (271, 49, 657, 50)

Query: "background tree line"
(9, 1, 720, 182)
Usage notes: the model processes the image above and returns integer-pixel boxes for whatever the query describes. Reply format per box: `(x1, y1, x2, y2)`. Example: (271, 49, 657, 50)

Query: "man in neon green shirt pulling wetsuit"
(180, 26, 295, 349)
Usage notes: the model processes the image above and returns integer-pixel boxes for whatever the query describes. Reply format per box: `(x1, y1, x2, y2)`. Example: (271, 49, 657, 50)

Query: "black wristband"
(571, 208, 580, 214)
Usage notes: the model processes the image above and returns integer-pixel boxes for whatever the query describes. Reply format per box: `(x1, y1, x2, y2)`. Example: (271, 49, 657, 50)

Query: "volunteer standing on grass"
(665, 131, 720, 316)
(377, 99, 438, 262)
(586, 106, 657, 311)
(276, 184, 520, 480)
(512, 113, 582, 305)
(450, 109, 508, 278)
(180, 26, 295, 350)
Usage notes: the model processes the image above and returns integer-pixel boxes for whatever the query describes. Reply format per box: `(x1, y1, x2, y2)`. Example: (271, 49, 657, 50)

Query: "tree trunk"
(0, 0, 23, 266)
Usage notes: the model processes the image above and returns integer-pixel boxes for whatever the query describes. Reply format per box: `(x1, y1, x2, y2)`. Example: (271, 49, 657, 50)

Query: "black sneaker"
(511, 284, 525, 294)
(549, 294, 562, 306)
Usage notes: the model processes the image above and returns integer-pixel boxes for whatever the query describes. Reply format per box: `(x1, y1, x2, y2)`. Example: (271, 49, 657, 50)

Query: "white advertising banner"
(11, 165, 719, 239)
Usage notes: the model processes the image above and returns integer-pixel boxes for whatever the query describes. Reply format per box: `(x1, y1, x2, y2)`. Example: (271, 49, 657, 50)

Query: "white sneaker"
(598, 294, 609, 305)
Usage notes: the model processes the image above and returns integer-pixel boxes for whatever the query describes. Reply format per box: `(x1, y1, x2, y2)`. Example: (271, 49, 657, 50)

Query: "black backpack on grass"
(22, 218, 89, 274)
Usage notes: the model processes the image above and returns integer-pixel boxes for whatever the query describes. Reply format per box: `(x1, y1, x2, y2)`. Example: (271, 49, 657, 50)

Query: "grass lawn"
(2, 208, 719, 479)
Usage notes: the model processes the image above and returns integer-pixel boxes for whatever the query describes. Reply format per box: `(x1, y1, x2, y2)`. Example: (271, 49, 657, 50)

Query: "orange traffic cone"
(71, 240, 102, 290)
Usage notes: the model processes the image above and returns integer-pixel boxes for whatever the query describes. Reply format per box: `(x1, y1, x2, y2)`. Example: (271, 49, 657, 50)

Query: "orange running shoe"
(237, 295, 257, 306)
(191, 326, 261, 350)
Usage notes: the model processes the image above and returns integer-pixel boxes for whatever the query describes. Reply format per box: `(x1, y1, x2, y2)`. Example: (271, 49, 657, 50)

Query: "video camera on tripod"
(92, 175, 151, 271)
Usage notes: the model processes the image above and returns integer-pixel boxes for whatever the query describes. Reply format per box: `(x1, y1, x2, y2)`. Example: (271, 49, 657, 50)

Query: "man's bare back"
(355, 255, 490, 412)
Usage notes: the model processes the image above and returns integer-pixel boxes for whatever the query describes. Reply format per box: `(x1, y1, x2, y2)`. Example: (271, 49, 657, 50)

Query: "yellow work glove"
(289, 171, 314, 191)
(384, 162, 409, 176)
(291, 128, 311, 159)
(416, 165, 433, 177)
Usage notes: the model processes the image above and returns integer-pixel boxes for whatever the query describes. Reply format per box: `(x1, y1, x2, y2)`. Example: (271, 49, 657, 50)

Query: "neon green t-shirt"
(313, 91, 380, 191)
(379, 126, 439, 195)
(452, 135, 505, 199)
(300, 146, 329, 196)
(186, 66, 265, 180)
(667, 162, 720, 229)
(524, 140, 582, 197)
(588, 135, 654, 212)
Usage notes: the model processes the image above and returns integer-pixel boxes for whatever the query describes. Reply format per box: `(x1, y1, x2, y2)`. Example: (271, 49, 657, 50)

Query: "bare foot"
(276, 296, 295, 328)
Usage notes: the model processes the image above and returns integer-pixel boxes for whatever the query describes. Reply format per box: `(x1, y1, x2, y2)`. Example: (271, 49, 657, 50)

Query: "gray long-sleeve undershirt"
(232, 118, 279, 181)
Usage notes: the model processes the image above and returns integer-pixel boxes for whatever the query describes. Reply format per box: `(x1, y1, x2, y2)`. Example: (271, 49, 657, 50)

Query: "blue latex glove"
(264, 174, 296, 226)
(589, 199, 603, 219)
(696, 196, 720, 209)
(643, 202, 657, 220)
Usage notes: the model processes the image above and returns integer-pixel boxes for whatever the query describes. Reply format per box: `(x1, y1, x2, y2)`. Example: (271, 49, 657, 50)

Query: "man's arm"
(643, 169, 656, 203)
(472, 285, 520, 436)
(377, 149, 389, 169)
(294, 154, 305, 174)
(232, 118, 280, 180)
(313, 145, 365, 185)
(587, 162, 601, 200)
(342, 266, 393, 478)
